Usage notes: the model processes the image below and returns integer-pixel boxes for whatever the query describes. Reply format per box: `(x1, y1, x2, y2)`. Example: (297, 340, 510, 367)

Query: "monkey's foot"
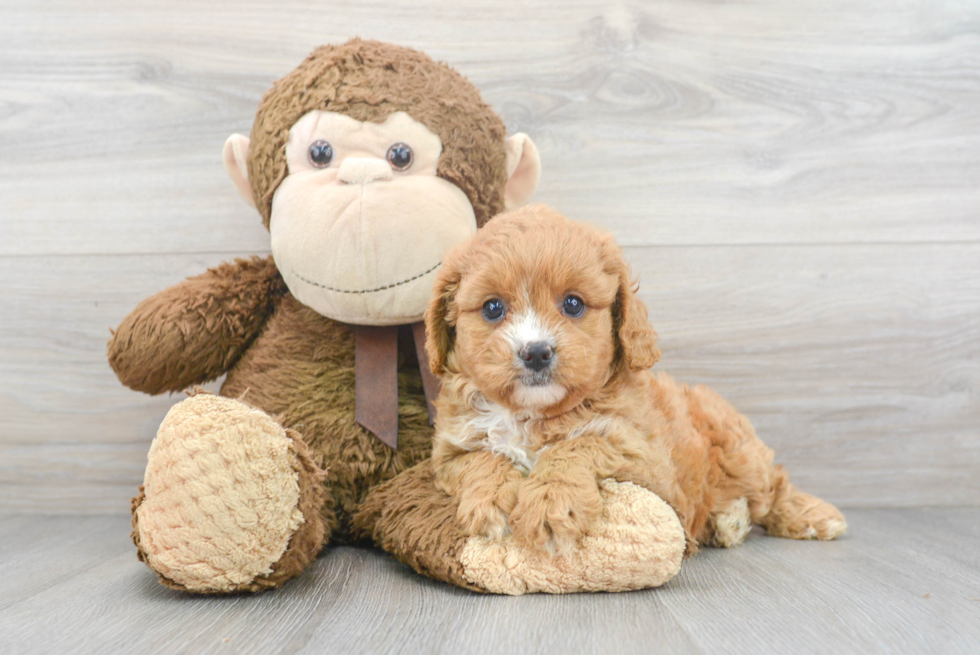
(355, 463, 685, 595)
(460, 479, 685, 594)
(132, 393, 327, 593)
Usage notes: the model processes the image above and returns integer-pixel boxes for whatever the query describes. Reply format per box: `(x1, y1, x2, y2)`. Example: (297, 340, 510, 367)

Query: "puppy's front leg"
(509, 437, 623, 553)
(433, 442, 524, 540)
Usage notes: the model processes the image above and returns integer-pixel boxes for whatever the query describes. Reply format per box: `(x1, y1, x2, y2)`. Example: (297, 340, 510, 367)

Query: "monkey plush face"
(269, 110, 477, 324)
(221, 39, 541, 325)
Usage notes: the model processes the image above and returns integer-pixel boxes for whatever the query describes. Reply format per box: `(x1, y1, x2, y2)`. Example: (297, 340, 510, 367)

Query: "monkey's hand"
(108, 256, 285, 394)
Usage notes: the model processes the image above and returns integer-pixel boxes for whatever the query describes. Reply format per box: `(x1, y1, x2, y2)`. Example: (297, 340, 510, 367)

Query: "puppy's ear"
(612, 256, 661, 372)
(424, 260, 462, 376)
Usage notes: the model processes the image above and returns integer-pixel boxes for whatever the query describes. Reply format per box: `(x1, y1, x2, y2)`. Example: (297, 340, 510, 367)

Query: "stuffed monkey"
(109, 39, 685, 595)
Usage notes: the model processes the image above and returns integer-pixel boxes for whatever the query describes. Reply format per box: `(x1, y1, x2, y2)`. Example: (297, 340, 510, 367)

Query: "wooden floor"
(1, 509, 978, 654)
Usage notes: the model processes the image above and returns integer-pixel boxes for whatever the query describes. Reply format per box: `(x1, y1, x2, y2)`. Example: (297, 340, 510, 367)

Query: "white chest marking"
(456, 396, 540, 474)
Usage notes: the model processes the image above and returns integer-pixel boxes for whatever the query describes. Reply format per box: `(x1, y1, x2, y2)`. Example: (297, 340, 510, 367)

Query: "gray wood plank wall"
(2, 0, 978, 514)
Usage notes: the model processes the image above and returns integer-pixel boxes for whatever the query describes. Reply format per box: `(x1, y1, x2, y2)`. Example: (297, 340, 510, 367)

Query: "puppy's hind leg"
(680, 379, 846, 543)
(759, 466, 847, 541)
(708, 497, 753, 548)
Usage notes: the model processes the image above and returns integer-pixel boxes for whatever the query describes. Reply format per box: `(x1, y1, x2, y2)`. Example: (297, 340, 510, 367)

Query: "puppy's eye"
(482, 299, 506, 322)
(308, 140, 333, 168)
(386, 143, 413, 171)
(562, 295, 585, 318)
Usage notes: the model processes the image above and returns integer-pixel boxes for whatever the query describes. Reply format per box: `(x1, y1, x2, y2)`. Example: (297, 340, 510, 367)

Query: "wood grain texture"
(0, 510, 978, 654)
(1, 0, 978, 255)
(1, 245, 976, 512)
(1, 0, 978, 513)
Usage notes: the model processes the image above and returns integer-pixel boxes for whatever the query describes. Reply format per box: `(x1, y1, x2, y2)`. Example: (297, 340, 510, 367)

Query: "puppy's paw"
(509, 477, 602, 554)
(765, 493, 848, 541)
(457, 479, 521, 540)
(791, 504, 848, 541)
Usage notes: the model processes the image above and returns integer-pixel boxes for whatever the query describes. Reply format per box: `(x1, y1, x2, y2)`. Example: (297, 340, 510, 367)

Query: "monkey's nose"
(337, 158, 394, 185)
(520, 342, 554, 372)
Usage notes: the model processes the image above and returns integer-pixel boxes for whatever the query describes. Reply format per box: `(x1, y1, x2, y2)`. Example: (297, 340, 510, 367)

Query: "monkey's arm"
(108, 256, 286, 394)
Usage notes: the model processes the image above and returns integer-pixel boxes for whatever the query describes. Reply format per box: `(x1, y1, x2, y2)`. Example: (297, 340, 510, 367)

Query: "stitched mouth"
(290, 261, 441, 295)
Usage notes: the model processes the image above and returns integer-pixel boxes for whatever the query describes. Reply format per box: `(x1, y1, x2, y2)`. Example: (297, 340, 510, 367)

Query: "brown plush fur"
(110, 40, 518, 592)
(352, 459, 485, 592)
(427, 205, 847, 555)
(111, 262, 435, 546)
(218, 293, 434, 540)
(108, 256, 286, 394)
(248, 38, 509, 229)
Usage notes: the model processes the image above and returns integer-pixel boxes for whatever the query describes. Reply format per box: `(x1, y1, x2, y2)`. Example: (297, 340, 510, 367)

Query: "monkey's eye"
(308, 140, 333, 168)
(562, 295, 586, 318)
(482, 299, 506, 322)
(386, 143, 413, 171)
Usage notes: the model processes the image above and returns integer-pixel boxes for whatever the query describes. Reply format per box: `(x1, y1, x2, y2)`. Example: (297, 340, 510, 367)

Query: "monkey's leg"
(131, 393, 332, 593)
(354, 461, 686, 595)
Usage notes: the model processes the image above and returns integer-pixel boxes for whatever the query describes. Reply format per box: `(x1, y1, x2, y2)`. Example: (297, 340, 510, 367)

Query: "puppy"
(426, 204, 847, 555)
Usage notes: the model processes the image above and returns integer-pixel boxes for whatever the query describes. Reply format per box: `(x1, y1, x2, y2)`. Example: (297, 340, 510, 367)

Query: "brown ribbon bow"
(354, 322, 440, 449)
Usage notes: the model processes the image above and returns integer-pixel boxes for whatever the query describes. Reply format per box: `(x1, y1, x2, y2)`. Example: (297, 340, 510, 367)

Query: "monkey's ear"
(503, 133, 541, 210)
(222, 134, 256, 208)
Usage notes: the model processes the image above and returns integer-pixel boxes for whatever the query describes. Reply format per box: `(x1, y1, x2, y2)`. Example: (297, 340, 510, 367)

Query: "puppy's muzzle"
(519, 341, 554, 372)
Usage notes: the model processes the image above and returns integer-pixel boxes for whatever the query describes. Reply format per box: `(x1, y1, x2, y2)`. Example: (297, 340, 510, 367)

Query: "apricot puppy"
(426, 204, 847, 555)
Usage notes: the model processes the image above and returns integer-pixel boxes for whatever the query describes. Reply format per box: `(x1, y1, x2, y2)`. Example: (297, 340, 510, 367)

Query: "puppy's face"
(426, 205, 660, 415)
(452, 241, 618, 413)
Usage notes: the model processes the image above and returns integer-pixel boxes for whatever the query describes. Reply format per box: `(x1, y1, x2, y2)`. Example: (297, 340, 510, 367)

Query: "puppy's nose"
(520, 341, 554, 372)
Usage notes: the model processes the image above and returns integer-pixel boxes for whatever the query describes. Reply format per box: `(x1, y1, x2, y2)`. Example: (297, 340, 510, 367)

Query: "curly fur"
(427, 205, 848, 555)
